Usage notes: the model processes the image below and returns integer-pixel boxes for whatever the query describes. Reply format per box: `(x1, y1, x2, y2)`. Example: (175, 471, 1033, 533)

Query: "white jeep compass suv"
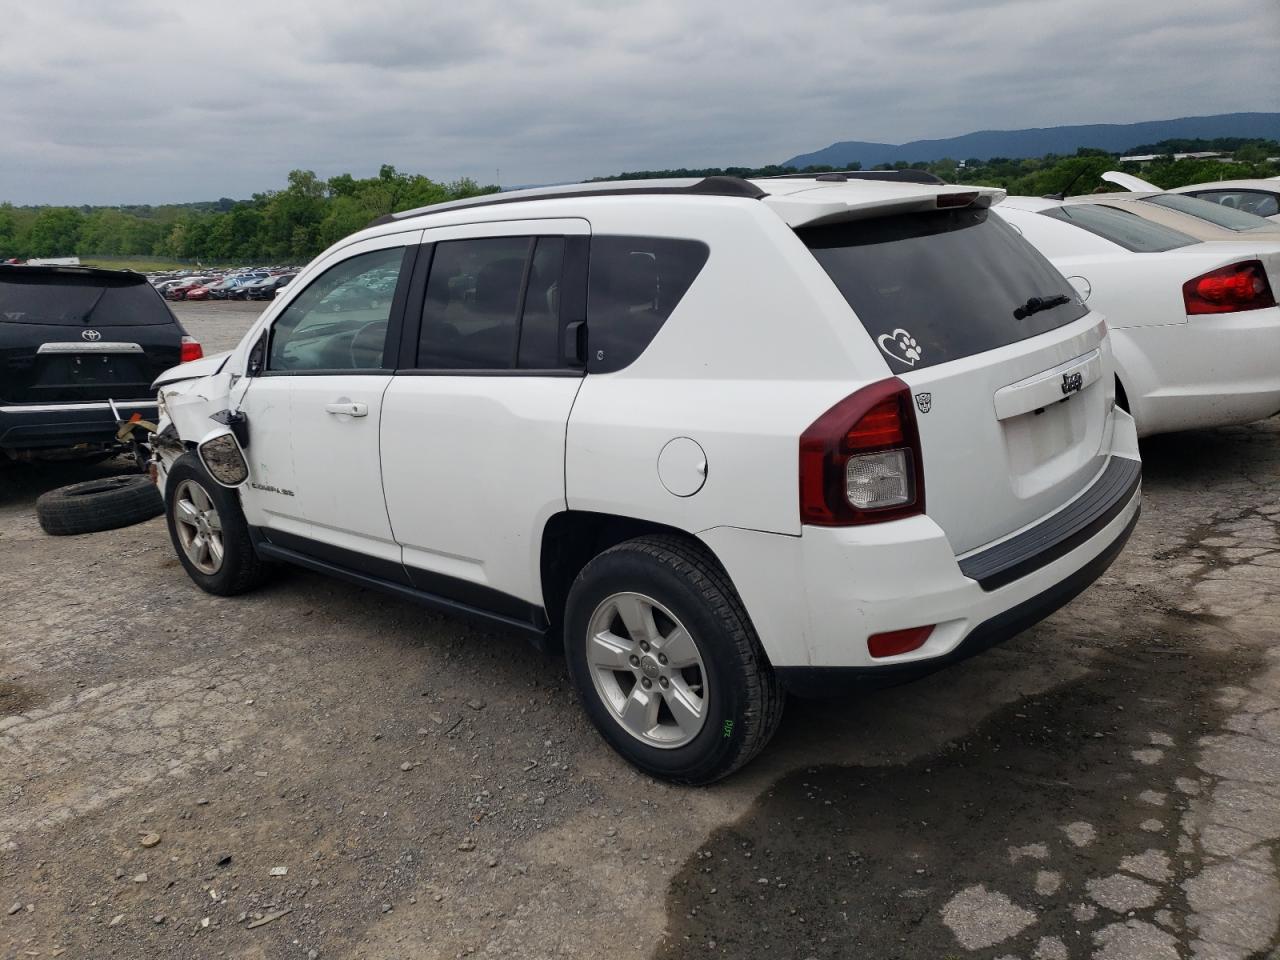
(150, 173, 1142, 783)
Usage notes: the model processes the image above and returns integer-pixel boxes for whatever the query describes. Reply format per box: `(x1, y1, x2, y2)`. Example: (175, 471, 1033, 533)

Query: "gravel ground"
(1, 301, 1279, 958)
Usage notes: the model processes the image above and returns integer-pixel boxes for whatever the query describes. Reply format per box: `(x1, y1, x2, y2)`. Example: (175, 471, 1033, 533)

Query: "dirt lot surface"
(2, 301, 1279, 959)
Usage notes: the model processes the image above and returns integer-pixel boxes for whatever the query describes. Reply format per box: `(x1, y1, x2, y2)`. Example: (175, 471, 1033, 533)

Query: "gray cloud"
(0, 0, 1276, 204)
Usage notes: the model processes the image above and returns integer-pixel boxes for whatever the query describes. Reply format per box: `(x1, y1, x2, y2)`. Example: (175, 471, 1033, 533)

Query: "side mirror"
(197, 429, 250, 487)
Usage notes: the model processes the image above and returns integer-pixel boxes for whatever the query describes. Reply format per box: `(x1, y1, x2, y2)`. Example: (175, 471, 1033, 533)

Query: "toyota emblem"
(81, 329, 102, 342)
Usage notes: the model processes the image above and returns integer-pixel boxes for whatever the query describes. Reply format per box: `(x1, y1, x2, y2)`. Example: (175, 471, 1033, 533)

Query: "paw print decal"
(877, 328, 923, 367)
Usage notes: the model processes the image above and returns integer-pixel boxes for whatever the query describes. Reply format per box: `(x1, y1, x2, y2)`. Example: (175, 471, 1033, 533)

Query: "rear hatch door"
(0, 268, 182, 405)
(800, 205, 1113, 555)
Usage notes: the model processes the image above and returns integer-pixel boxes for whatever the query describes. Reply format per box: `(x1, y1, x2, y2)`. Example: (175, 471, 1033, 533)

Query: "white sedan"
(997, 196, 1280, 438)
(1103, 171, 1280, 223)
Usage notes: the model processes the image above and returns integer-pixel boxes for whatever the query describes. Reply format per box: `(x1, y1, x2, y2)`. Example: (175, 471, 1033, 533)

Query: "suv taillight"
(180, 336, 203, 363)
(799, 378, 925, 526)
(1183, 260, 1276, 315)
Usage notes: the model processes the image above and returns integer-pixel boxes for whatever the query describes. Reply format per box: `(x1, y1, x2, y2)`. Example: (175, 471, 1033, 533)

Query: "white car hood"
(152, 350, 231, 389)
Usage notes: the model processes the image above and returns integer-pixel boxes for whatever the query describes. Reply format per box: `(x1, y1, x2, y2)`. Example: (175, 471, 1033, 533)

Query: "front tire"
(564, 536, 784, 784)
(164, 453, 271, 596)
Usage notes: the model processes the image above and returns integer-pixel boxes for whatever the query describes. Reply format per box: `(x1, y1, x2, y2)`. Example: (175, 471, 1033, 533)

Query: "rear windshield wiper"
(1014, 293, 1071, 321)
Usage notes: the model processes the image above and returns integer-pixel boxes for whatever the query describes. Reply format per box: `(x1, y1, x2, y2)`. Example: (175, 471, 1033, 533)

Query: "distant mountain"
(782, 113, 1280, 169)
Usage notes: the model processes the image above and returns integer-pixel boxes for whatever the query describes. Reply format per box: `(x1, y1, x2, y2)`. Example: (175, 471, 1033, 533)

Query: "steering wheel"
(349, 319, 389, 369)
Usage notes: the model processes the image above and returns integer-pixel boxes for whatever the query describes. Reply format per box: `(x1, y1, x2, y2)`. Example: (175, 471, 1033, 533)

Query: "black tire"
(35, 474, 163, 536)
(564, 535, 784, 785)
(164, 453, 272, 596)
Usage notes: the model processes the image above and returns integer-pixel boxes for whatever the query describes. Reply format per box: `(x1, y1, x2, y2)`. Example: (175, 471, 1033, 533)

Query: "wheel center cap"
(640, 656, 661, 679)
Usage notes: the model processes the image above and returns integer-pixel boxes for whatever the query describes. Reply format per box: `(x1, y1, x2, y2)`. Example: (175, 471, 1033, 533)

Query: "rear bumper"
(0, 399, 157, 450)
(774, 507, 1138, 696)
(699, 411, 1142, 693)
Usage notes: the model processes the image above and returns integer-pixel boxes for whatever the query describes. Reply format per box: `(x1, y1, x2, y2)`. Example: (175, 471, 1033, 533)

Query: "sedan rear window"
(799, 208, 1088, 372)
(0, 269, 175, 326)
(1040, 204, 1197, 253)
(1142, 193, 1279, 232)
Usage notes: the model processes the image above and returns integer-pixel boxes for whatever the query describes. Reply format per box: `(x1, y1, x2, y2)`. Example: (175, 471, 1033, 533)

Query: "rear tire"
(564, 535, 784, 784)
(35, 474, 163, 536)
(164, 453, 272, 596)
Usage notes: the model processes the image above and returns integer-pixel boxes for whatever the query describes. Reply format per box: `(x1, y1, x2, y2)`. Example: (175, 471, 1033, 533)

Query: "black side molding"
(959, 457, 1141, 591)
(248, 527, 549, 638)
(776, 506, 1139, 698)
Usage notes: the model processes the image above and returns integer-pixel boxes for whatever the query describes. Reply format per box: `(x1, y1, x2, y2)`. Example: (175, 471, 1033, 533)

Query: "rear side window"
(1184, 189, 1280, 220)
(417, 236, 568, 370)
(799, 208, 1088, 372)
(0, 271, 174, 326)
(587, 236, 709, 373)
(1040, 204, 1197, 253)
(1143, 193, 1278, 231)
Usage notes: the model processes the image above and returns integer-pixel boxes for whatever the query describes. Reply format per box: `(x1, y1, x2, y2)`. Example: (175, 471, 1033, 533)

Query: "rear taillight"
(799, 378, 925, 526)
(180, 336, 203, 363)
(1183, 260, 1276, 315)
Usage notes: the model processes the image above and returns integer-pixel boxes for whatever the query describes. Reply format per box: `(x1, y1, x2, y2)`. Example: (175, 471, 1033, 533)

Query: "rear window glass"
(799, 208, 1088, 372)
(1186, 189, 1280, 219)
(587, 236, 709, 373)
(1040, 205, 1197, 253)
(0, 270, 175, 326)
(1143, 193, 1278, 231)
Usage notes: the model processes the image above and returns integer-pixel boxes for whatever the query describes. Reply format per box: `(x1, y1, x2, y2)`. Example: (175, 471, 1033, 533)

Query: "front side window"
(268, 247, 407, 372)
(1186, 189, 1280, 219)
(417, 236, 567, 370)
(1040, 204, 1197, 253)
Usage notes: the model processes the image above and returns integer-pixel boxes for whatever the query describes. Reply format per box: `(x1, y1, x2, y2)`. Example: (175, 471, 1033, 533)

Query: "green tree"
(25, 207, 84, 257)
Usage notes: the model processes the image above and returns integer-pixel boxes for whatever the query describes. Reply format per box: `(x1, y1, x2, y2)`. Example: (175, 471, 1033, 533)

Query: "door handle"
(325, 401, 368, 418)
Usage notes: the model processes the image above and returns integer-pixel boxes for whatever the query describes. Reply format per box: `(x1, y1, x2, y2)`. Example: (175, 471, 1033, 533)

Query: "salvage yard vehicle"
(0, 264, 202, 465)
(149, 174, 1141, 783)
(1102, 172, 1280, 223)
(1063, 192, 1280, 243)
(996, 197, 1280, 438)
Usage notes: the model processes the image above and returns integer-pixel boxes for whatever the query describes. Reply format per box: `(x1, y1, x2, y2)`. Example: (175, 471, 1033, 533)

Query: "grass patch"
(80, 257, 233, 273)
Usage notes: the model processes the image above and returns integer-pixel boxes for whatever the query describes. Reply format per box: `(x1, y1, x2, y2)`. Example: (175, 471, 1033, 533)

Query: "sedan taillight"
(1183, 260, 1276, 315)
(799, 378, 925, 526)
(180, 336, 203, 363)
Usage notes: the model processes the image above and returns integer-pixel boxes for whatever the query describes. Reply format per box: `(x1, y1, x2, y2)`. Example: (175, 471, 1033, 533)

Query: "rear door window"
(586, 236, 709, 373)
(798, 208, 1088, 372)
(0, 270, 175, 326)
(1040, 204, 1197, 253)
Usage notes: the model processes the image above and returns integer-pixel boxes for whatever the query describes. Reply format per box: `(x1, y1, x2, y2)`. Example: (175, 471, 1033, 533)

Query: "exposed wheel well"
(539, 512, 712, 642)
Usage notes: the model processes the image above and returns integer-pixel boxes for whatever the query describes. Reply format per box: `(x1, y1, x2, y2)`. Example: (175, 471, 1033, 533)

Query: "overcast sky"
(1, 0, 1277, 205)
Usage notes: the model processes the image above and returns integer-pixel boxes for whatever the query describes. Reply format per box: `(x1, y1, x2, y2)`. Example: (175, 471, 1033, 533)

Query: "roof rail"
(369, 175, 767, 227)
(766, 169, 946, 186)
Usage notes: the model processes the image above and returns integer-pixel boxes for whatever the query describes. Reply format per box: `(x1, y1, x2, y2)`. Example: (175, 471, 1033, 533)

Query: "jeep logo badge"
(1061, 372, 1083, 395)
(81, 329, 102, 342)
(914, 392, 932, 414)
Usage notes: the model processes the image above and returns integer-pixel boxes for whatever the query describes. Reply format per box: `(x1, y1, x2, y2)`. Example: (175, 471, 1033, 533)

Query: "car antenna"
(1044, 167, 1090, 201)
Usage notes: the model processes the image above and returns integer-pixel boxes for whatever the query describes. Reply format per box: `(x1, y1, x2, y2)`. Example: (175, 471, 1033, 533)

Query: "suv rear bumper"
(700, 415, 1142, 693)
(0, 399, 157, 451)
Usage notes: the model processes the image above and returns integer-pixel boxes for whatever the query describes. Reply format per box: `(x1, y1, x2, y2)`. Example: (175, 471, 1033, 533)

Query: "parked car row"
(149, 268, 300, 302)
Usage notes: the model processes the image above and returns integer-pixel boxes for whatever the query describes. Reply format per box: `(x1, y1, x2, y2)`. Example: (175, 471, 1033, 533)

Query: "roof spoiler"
(765, 169, 945, 185)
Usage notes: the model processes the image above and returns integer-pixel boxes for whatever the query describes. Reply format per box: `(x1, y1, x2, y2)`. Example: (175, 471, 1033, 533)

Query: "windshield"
(0, 271, 175, 326)
(1041, 205, 1198, 253)
(799, 207, 1089, 372)
(1143, 193, 1280, 232)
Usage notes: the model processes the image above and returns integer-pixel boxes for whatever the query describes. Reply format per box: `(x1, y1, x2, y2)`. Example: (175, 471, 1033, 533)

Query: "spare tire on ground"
(35, 475, 164, 536)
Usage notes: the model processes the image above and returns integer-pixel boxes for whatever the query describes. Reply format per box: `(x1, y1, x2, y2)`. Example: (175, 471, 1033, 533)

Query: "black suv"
(0, 266, 202, 461)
